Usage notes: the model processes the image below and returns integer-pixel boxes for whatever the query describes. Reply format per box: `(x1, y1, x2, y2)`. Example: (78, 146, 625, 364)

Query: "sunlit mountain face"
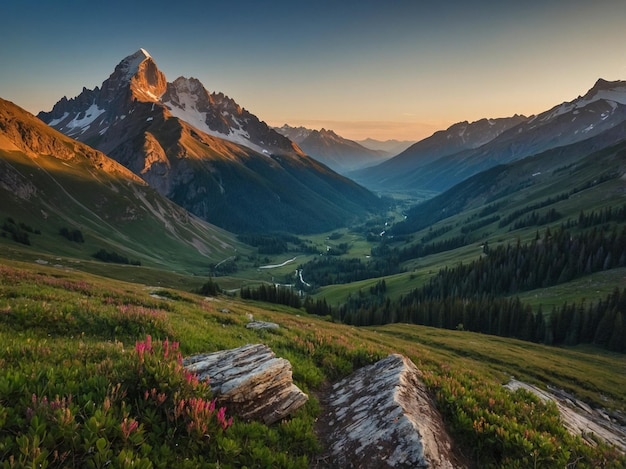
(38, 50, 384, 234)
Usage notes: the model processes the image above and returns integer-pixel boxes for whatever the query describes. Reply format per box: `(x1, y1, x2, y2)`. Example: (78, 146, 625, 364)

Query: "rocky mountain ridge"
(275, 124, 391, 174)
(38, 50, 382, 233)
(356, 78, 626, 193)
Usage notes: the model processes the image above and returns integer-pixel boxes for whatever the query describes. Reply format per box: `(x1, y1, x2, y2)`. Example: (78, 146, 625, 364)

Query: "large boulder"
(319, 354, 466, 468)
(184, 343, 308, 425)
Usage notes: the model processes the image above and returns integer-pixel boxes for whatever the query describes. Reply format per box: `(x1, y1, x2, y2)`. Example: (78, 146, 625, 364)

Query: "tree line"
(240, 284, 302, 309)
(296, 256, 400, 287)
(333, 286, 625, 353)
(329, 226, 626, 353)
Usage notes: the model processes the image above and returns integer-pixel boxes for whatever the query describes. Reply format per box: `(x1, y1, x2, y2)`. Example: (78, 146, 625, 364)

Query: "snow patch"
(583, 124, 595, 133)
(48, 112, 69, 127)
(163, 81, 267, 154)
(63, 103, 105, 130)
(541, 84, 626, 123)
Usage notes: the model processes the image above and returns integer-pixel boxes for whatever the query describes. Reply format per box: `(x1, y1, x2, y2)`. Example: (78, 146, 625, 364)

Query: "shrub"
(93, 248, 141, 266)
(0, 336, 233, 467)
(59, 227, 85, 243)
(195, 278, 221, 296)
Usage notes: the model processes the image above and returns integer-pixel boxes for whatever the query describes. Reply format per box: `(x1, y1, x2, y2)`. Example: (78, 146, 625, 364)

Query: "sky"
(2, 0, 626, 142)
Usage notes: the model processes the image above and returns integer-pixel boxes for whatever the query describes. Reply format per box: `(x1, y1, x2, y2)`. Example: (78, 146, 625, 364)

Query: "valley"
(1, 49, 626, 467)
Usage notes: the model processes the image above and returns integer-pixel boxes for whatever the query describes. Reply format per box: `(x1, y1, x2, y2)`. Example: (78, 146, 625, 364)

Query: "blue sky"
(3, 0, 626, 140)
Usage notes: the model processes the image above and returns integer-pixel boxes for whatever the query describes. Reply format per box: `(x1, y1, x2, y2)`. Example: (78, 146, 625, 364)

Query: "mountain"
(353, 115, 528, 190)
(274, 124, 390, 173)
(392, 118, 626, 235)
(274, 124, 313, 144)
(38, 49, 383, 234)
(357, 78, 626, 193)
(355, 138, 414, 156)
(0, 96, 248, 273)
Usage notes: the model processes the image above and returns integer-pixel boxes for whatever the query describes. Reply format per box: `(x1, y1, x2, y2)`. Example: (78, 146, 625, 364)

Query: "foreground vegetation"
(0, 259, 624, 468)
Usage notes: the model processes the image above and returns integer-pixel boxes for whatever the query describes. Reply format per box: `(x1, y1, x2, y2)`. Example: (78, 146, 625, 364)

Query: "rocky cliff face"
(163, 77, 301, 156)
(39, 49, 300, 160)
(0, 97, 141, 181)
(0, 96, 243, 267)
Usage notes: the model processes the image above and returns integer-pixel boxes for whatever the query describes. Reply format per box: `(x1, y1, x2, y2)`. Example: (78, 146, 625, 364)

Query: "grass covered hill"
(0, 258, 624, 468)
(0, 97, 249, 276)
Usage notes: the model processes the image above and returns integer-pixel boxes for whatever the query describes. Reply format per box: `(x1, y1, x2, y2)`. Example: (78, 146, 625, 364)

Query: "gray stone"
(184, 343, 308, 425)
(245, 320, 279, 330)
(319, 354, 466, 468)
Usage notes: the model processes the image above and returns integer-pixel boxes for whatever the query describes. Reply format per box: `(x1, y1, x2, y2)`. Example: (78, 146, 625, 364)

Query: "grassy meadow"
(0, 257, 624, 468)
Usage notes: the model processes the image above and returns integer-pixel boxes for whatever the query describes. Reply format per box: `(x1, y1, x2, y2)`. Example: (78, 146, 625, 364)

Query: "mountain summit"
(39, 49, 296, 157)
(38, 50, 382, 233)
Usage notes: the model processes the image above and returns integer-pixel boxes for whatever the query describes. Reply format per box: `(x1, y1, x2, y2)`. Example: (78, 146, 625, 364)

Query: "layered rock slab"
(321, 354, 465, 468)
(184, 343, 308, 425)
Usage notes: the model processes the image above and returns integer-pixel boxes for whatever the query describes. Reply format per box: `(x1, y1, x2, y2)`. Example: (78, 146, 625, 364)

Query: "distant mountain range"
(0, 96, 247, 271)
(38, 49, 383, 233)
(354, 138, 414, 156)
(355, 79, 626, 194)
(274, 124, 394, 174)
(392, 119, 626, 235)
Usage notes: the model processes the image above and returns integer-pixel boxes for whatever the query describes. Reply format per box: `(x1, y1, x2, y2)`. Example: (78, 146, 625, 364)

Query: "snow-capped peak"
(540, 78, 626, 122)
(580, 78, 626, 106)
(119, 49, 152, 81)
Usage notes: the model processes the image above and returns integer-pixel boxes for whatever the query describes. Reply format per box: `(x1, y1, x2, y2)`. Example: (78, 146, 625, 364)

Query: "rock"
(184, 344, 308, 425)
(505, 379, 626, 453)
(319, 354, 466, 468)
(246, 320, 279, 330)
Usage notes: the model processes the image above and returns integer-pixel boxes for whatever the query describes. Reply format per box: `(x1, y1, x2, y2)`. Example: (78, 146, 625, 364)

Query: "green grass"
(0, 257, 624, 468)
(370, 323, 626, 412)
(516, 268, 626, 311)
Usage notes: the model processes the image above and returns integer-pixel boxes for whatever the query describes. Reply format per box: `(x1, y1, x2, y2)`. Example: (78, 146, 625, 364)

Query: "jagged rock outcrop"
(183, 343, 308, 425)
(318, 354, 466, 468)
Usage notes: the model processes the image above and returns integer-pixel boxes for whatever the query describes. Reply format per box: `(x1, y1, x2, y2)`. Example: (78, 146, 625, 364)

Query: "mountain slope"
(353, 115, 527, 190)
(358, 79, 626, 193)
(275, 124, 390, 173)
(392, 120, 626, 235)
(0, 96, 247, 273)
(39, 50, 383, 233)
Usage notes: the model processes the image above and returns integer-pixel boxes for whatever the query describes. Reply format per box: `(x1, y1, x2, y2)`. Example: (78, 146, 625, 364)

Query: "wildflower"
(120, 417, 139, 439)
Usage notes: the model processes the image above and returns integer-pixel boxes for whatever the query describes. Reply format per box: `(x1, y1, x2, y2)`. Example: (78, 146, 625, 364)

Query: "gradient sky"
(2, 0, 626, 141)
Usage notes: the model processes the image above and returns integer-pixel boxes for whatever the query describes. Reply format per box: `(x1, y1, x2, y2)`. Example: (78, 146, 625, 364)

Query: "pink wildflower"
(120, 417, 139, 439)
